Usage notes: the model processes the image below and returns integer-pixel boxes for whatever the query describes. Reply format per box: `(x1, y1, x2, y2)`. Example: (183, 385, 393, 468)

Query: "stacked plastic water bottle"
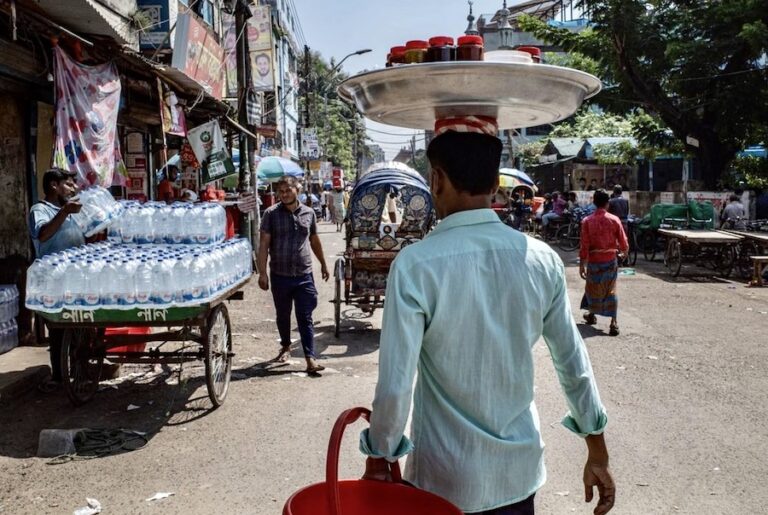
(0, 285, 20, 354)
(25, 239, 252, 313)
(70, 186, 125, 237)
(108, 201, 227, 245)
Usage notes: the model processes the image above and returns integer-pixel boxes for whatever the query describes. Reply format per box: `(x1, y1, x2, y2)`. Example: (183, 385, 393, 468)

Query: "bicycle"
(555, 209, 585, 252)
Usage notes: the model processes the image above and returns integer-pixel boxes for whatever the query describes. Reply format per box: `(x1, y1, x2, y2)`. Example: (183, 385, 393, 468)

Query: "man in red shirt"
(579, 189, 628, 336)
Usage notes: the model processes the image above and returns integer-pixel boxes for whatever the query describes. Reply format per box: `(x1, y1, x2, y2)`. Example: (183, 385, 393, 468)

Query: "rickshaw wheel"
(204, 304, 232, 408)
(665, 239, 682, 277)
(60, 328, 105, 406)
(714, 245, 735, 278)
(334, 258, 344, 339)
(555, 224, 580, 251)
(642, 231, 658, 261)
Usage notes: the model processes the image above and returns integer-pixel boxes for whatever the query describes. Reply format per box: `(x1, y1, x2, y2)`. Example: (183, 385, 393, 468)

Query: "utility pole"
(410, 134, 417, 168)
(235, 3, 252, 246)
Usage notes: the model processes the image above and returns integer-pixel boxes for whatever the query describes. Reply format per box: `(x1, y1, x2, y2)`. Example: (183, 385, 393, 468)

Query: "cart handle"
(326, 407, 403, 515)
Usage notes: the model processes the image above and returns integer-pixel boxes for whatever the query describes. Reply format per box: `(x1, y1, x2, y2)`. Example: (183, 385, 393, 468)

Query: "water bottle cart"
(32, 275, 252, 407)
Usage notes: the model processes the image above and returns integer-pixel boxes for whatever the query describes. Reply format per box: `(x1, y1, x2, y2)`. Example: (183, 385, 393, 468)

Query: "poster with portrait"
(247, 6, 274, 91)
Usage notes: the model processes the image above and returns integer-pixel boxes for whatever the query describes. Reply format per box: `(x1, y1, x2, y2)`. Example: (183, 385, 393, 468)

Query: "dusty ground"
(1, 222, 767, 515)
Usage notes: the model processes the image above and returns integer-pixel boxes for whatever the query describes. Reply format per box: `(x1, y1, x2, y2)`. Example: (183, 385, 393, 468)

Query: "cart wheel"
(555, 224, 580, 251)
(334, 258, 344, 339)
(715, 245, 735, 278)
(204, 304, 232, 408)
(60, 328, 105, 406)
(642, 231, 657, 261)
(665, 239, 682, 277)
(736, 241, 757, 280)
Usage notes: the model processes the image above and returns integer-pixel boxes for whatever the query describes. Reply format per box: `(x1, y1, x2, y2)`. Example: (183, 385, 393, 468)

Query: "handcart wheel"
(333, 258, 344, 339)
(714, 245, 735, 278)
(665, 239, 682, 277)
(60, 328, 105, 406)
(736, 241, 757, 280)
(204, 304, 233, 408)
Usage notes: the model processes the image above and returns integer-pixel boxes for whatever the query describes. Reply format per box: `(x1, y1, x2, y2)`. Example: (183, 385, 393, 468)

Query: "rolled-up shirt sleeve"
(360, 259, 424, 462)
(541, 260, 608, 437)
(29, 206, 52, 240)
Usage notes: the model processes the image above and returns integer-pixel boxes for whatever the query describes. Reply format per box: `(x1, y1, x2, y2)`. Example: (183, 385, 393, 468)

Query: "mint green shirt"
(360, 209, 607, 513)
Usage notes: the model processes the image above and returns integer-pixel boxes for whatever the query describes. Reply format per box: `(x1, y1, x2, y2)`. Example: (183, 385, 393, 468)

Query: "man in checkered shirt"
(258, 176, 330, 374)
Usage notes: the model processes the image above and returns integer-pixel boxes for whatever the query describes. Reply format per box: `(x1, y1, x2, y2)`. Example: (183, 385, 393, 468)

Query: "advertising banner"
(138, 0, 178, 50)
(300, 128, 321, 159)
(172, 12, 225, 99)
(52, 46, 122, 188)
(247, 6, 275, 91)
(221, 12, 238, 98)
(187, 121, 236, 184)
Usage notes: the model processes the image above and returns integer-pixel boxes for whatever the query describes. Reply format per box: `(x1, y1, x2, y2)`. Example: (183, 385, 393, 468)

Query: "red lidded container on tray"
(516, 46, 542, 63)
(404, 40, 429, 64)
(389, 46, 407, 66)
(426, 36, 456, 62)
(457, 35, 484, 61)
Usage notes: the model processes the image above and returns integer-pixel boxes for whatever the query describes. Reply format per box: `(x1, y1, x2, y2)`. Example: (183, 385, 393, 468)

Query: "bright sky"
(292, 0, 498, 158)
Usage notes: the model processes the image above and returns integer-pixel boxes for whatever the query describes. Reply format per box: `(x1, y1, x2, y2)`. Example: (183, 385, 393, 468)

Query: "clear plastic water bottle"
(62, 260, 85, 309)
(25, 261, 46, 308)
(136, 206, 156, 245)
(82, 258, 104, 307)
(118, 258, 138, 306)
(99, 259, 121, 308)
(42, 260, 66, 311)
(134, 258, 154, 306)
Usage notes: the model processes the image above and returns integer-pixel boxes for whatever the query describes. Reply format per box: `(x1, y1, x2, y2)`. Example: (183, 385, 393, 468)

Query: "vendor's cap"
(434, 115, 498, 137)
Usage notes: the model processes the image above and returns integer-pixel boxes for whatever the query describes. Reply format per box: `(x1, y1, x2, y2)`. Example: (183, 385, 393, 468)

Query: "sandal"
(306, 365, 325, 375)
(274, 345, 292, 363)
(609, 324, 620, 336)
(583, 313, 597, 325)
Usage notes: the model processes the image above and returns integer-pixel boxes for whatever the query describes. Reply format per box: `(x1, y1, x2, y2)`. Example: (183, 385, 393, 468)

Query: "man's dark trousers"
(270, 273, 318, 358)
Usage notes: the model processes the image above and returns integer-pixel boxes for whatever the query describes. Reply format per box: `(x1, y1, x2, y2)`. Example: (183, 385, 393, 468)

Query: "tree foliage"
(300, 51, 366, 177)
(521, 1, 768, 187)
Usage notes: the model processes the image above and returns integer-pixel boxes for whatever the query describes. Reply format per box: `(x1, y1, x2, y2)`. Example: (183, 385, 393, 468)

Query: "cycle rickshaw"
(332, 162, 434, 337)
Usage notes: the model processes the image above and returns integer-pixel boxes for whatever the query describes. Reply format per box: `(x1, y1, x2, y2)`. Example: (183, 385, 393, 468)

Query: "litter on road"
(145, 492, 174, 502)
(73, 498, 101, 515)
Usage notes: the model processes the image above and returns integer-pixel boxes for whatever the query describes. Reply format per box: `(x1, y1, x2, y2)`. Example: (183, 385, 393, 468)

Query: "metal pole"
(235, 5, 251, 242)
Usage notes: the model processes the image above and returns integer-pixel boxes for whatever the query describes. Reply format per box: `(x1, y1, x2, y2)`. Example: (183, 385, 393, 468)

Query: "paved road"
(1, 222, 767, 514)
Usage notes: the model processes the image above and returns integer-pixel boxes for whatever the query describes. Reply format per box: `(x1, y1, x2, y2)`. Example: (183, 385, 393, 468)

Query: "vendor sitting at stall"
(28, 168, 84, 392)
(158, 165, 180, 203)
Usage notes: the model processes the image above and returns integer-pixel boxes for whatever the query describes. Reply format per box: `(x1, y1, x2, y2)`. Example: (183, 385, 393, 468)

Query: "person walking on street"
(258, 176, 330, 374)
(579, 189, 629, 336)
(330, 186, 348, 232)
(361, 126, 615, 515)
(28, 168, 84, 392)
(607, 185, 629, 223)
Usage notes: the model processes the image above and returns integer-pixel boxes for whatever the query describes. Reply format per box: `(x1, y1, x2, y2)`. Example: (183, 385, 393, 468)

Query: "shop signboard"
(187, 121, 236, 184)
(138, 0, 178, 50)
(247, 6, 275, 91)
(172, 12, 225, 99)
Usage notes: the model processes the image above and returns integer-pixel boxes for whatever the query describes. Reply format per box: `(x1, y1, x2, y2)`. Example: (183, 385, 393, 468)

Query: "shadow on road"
(0, 367, 218, 460)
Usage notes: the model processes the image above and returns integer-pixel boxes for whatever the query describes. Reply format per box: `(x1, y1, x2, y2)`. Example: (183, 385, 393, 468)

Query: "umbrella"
(256, 156, 304, 182)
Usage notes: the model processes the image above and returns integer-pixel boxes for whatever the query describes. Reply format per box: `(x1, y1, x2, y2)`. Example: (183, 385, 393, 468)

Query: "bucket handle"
(326, 407, 403, 515)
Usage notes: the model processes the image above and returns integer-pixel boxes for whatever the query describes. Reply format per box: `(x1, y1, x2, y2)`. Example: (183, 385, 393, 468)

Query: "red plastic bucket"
(283, 407, 462, 515)
(105, 327, 150, 354)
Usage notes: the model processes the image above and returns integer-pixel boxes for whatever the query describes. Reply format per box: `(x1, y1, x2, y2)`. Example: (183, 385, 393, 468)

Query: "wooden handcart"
(658, 229, 744, 278)
(35, 277, 251, 407)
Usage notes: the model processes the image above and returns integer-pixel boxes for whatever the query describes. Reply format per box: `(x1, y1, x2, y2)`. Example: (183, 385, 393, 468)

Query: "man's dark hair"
(426, 132, 502, 195)
(593, 189, 610, 208)
(275, 175, 301, 190)
(729, 194, 740, 202)
(613, 184, 623, 195)
(42, 168, 75, 194)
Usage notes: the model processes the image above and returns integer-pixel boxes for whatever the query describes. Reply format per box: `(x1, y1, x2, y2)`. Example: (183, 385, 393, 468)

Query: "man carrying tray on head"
(361, 116, 615, 515)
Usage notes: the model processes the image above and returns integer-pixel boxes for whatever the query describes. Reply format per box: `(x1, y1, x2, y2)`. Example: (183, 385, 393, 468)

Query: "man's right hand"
(584, 460, 615, 514)
(63, 200, 82, 214)
(258, 274, 269, 291)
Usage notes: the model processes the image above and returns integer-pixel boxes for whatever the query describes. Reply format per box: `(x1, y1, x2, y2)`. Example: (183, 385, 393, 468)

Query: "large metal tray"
(338, 62, 601, 130)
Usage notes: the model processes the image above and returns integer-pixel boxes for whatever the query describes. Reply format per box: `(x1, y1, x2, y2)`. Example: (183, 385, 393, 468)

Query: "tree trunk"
(693, 134, 738, 190)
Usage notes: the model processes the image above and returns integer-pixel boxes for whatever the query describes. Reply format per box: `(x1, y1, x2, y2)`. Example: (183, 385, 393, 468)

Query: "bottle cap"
(458, 35, 484, 46)
(429, 36, 455, 47)
(405, 40, 429, 49)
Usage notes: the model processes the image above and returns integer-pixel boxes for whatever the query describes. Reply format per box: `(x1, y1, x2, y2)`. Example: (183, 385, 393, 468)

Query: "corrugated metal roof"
(33, 0, 138, 49)
(546, 138, 584, 157)
(585, 137, 638, 147)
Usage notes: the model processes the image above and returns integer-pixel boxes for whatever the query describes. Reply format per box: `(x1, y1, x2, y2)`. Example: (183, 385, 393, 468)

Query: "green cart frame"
(35, 277, 251, 407)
